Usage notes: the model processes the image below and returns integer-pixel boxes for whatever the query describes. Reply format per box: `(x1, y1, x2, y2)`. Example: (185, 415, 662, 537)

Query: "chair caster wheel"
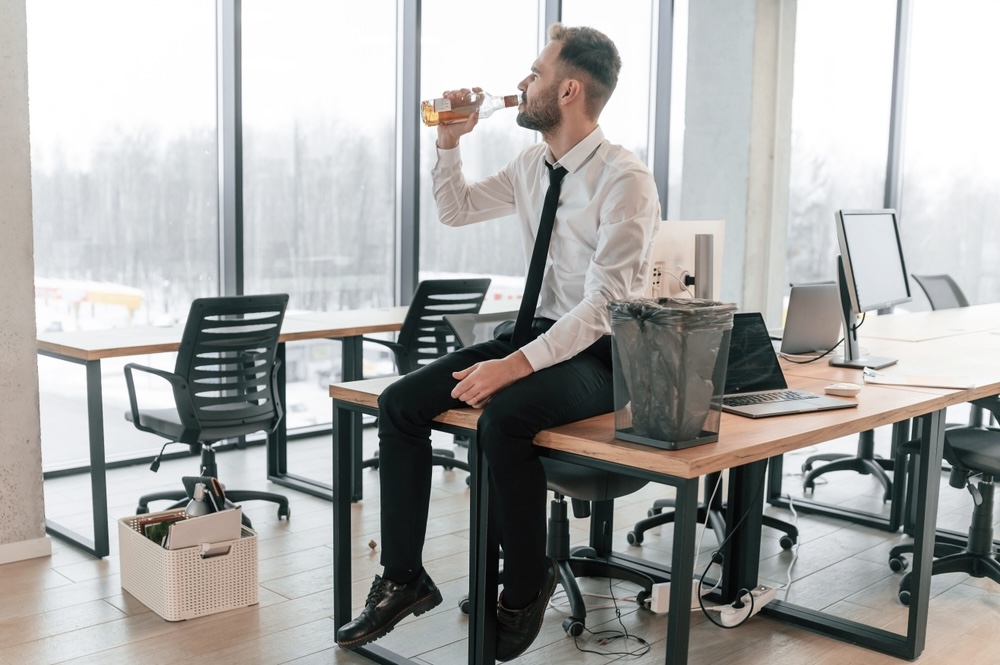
(803, 481, 815, 493)
(779, 535, 795, 550)
(801, 462, 813, 473)
(136, 505, 149, 515)
(369, 461, 380, 471)
(466, 475, 471, 487)
(458, 596, 470, 615)
(562, 617, 584, 637)
(635, 589, 649, 607)
(888, 556, 909, 573)
(898, 589, 911, 606)
(278, 505, 291, 520)
(627, 530, 642, 546)
(647, 508, 660, 517)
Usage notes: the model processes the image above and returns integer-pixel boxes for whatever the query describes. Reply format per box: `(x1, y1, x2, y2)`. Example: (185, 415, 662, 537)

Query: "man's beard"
(516, 82, 561, 134)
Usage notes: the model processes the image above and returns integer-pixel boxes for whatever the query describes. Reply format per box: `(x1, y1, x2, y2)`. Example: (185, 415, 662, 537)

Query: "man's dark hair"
(548, 23, 621, 119)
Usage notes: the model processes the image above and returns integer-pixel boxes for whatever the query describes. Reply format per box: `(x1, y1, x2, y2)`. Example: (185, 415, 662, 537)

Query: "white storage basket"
(118, 509, 259, 621)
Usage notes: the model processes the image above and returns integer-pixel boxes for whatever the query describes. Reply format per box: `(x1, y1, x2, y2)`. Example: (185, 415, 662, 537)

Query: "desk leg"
(268, 342, 288, 478)
(468, 434, 498, 665)
(341, 336, 366, 502)
(722, 460, 766, 601)
(332, 400, 353, 634)
(904, 409, 944, 658)
(44, 359, 110, 558)
(666, 478, 699, 665)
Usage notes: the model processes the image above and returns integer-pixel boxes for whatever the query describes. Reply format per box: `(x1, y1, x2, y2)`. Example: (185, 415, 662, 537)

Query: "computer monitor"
(644, 219, 726, 300)
(829, 209, 912, 369)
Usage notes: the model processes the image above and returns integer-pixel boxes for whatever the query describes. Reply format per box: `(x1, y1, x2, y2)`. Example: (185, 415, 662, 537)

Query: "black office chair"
(911, 273, 970, 309)
(360, 278, 491, 474)
(888, 398, 1000, 605)
(445, 312, 658, 637)
(124, 294, 291, 520)
(626, 469, 798, 550)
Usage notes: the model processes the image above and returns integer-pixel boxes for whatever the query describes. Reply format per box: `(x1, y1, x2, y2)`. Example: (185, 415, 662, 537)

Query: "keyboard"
(723, 390, 819, 407)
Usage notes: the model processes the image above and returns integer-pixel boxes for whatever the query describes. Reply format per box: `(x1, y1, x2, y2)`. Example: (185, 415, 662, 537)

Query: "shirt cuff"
(518, 339, 554, 373)
(435, 143, 461, 164)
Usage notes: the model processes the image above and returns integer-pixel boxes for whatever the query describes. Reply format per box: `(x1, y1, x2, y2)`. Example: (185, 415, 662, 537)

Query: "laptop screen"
(724, 313, 789, 394)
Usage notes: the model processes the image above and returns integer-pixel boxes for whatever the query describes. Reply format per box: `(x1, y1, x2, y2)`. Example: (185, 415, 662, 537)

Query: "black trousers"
(377, 320, 614, 598)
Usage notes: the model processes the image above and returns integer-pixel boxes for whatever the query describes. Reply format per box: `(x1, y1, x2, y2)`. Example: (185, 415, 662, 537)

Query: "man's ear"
(560, 78, 583, 106)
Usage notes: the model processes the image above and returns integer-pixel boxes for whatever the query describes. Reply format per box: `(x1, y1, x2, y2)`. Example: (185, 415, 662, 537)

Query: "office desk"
(37, 306, 407, 557)
(767, 312, 1000, 531)
(331, 349, 1000, 664)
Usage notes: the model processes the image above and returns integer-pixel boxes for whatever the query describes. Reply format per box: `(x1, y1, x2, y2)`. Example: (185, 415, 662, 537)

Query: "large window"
(899, 0, 1000, 308)
(785, 1, 897, 288)
(242, 0, 396, 313)
(418, 0, 540, 300)
(28, 0, 217, 467)
(561, 0, 654, 163)
(242, 1, 399, 428)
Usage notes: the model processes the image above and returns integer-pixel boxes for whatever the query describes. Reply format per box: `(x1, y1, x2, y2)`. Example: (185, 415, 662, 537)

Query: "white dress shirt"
(432, 126, 661, 371)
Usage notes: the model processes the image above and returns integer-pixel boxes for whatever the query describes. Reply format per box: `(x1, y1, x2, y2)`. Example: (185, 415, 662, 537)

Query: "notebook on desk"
(723, 312, 858, 418)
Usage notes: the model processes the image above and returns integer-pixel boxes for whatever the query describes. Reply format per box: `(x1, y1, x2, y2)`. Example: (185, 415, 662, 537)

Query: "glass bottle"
(421, 91, 521, 127)
(185, 482, 212, 517)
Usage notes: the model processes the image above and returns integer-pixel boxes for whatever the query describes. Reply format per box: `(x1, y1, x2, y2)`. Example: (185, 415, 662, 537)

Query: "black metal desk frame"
(332, 383, 950, 664)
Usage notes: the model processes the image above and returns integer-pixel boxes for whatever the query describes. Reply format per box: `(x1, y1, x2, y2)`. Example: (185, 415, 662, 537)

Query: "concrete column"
(681, 0, 795, 321)
(0, 0, 51, 563)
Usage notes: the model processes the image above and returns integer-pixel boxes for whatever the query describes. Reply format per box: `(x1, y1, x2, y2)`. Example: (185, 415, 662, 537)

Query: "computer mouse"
(824, 382, 861, 397)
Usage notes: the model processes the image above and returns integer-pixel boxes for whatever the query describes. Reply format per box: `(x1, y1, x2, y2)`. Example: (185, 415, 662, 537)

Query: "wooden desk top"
(37, 307, 409, 361)
(330, 303, 1000, 481)
(858, 302, 1000, 342)
(330, 373, 980, 481)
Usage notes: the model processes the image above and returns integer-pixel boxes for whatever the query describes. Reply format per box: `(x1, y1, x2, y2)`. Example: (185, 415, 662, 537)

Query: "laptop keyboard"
(723, 390, 818, 407)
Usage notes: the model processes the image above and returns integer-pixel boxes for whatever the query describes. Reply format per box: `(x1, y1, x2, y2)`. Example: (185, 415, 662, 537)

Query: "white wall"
(0, 0, 50, 562)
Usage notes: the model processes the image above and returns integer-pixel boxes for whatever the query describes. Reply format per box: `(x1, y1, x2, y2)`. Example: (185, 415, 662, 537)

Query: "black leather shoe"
(496, 558, 559, 662)
(335, 570, 443, 649)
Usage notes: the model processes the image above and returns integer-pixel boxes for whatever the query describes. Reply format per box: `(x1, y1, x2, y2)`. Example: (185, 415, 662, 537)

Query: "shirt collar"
(547, 126, 605, 175)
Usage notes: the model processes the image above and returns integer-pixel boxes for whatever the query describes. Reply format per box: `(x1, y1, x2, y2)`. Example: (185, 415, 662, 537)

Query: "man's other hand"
(451, 351, 533, 408)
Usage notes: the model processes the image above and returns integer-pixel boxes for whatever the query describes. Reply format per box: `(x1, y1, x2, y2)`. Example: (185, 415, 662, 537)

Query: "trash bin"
(608, 298, 736, 450)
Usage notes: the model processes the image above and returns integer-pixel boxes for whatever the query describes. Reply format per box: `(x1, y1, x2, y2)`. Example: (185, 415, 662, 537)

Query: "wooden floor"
(17, 421, 1000, 665)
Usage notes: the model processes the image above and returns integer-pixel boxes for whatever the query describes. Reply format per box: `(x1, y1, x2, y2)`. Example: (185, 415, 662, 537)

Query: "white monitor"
(829, 209, 912, 369)
(644, 219, 726, 300)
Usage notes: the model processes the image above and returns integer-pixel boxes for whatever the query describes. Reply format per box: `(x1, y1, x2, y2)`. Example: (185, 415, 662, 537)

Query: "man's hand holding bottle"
(435, 87, 483, 149)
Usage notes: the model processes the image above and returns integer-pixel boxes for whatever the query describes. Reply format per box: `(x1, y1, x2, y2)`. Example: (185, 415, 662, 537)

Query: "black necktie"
(512, 162, 567, 347)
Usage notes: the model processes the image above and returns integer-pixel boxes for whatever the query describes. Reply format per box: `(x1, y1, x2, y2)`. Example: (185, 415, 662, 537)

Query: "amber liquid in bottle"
(421, 103, 482, 127)
(421, 93, 520, 127)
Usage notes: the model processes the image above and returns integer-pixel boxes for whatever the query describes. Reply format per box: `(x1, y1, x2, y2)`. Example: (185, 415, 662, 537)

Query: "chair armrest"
(123, 363, 198, 434)
(361, 336, 405, 375)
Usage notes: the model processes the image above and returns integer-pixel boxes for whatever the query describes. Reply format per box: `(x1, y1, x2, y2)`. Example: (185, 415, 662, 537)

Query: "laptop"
(780, 283, 843, 355)
(722, 312, 857, 418)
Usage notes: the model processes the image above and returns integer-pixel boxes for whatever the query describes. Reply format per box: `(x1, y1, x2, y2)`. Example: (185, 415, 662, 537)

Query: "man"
(336, 23, 660, 661)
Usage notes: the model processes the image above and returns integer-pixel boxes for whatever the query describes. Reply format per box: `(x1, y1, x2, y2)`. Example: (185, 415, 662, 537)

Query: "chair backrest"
(174, 294, 289, 434)
(443, 310, 519, 348)
(394, 278, 491, 373)
(911, 274, 969, 310)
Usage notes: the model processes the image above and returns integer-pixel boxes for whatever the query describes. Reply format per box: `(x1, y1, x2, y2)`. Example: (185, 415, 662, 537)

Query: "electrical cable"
(570, 575, 651, 657)
(695, 470, 767, 629)
(779, 338, 844, 364)
(779, 493, 800, 601)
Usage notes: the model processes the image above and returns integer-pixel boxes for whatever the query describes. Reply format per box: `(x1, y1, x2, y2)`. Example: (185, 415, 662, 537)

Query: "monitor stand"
(828, 255, 897, 369)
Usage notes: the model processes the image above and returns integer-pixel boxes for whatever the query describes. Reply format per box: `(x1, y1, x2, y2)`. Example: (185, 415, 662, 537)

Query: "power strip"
(648, 579, 704, 613)
(718, 585, 776, 626)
